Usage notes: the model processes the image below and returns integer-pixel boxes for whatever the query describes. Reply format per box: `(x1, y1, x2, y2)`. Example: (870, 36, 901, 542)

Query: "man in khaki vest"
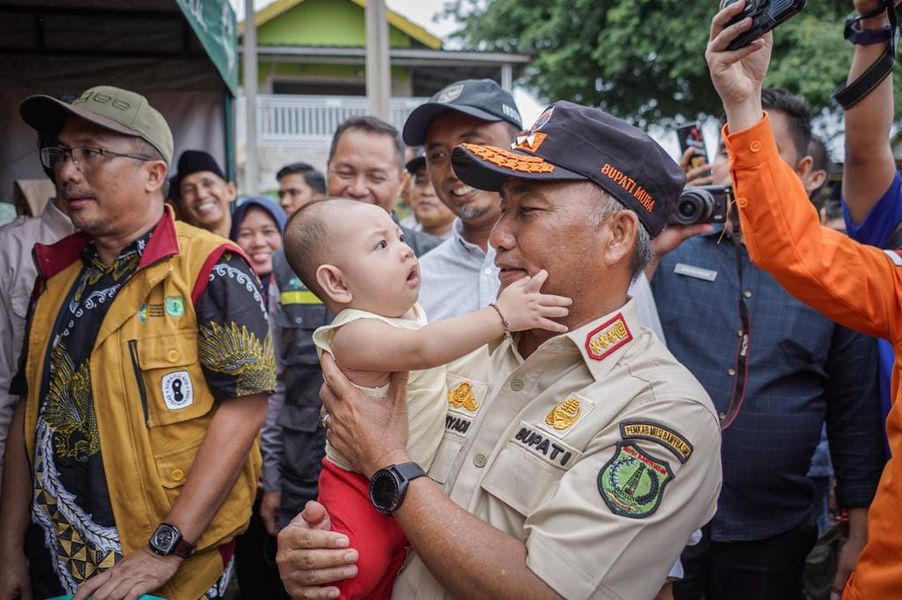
(277, 101, 723, 599)
(0, 86, 275, 599)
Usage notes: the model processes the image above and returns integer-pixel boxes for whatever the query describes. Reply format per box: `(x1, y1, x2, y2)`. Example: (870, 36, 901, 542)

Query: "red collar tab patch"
(513, 132, 547, 154)
(585, 313, 633, 361)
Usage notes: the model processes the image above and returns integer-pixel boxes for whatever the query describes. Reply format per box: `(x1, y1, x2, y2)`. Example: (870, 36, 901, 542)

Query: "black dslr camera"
(723, 0, 807, 50)
(669, 185, 731, 226)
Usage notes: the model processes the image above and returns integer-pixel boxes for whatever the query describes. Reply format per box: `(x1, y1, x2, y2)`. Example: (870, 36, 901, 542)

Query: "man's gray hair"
(588, 185, 653, 281)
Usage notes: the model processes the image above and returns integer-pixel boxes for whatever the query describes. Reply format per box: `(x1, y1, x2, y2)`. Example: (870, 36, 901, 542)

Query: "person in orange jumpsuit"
(706, 2, 900, 599)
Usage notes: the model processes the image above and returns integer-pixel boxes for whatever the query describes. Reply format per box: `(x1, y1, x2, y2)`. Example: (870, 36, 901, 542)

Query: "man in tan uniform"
(277, 101, 723, 599)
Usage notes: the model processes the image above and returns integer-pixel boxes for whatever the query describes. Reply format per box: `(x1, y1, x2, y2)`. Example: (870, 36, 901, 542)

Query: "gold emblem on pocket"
(448, 382, 478, 411)
(545, 397, 581, 430)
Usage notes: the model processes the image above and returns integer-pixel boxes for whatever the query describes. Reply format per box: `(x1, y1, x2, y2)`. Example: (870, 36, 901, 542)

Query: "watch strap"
(394, 461, 427, 482)
(171, 536, 196, 559)
(846, 21, 895, 45)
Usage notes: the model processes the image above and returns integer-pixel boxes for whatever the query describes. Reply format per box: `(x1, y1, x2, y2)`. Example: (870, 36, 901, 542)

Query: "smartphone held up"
(723, 0, 807, 50)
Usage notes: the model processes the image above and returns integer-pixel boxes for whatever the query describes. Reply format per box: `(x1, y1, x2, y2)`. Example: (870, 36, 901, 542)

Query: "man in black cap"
(0, 86, 275, 599)
(403, 79, 523, 321)
(276, 101, 723, 600)
(172, 149, 237, 239)
(406, 79, 669, 344)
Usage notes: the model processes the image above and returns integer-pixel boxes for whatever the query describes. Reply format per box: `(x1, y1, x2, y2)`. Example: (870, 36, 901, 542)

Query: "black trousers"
(674, 521, 819, 600)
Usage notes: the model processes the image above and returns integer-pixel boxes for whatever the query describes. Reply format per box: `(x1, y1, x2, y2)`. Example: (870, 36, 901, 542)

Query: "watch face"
(370, 469, 401, 513)
(151, 525, 177, 554)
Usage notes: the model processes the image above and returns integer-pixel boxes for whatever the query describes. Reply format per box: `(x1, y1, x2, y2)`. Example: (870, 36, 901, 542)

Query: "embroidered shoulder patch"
(585, 313, 632, 361)
(620, 421, 693, 463)
(598, 442, 673, 518)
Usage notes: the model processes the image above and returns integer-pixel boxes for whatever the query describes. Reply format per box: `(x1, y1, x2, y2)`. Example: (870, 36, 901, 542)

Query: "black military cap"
(403, 79, 522, 146)
(450, 101, 685, 237)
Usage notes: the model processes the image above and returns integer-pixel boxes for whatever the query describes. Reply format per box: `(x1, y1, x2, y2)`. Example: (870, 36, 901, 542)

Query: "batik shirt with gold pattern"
(26, 231, 273, 597)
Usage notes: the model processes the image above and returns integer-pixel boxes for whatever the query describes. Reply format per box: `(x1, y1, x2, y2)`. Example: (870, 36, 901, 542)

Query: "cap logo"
(77, 90, 132, 112)
(436, 84, 464, 103)
(513, 132, 547, 153)
(530, 107, 554, 132)
(600, 163, 656, 213)
(461, 143, 555, 174)
(502, 104, 521, 122)
(585, 313, 632, 361)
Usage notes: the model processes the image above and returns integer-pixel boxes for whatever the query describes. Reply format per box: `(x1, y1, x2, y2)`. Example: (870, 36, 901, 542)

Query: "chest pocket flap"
(133, 332, 211, 427)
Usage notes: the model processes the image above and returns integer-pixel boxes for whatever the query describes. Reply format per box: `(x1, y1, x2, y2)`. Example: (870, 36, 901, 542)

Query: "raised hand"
(494, 269, 572, 333)
(705, 0, 772, 132)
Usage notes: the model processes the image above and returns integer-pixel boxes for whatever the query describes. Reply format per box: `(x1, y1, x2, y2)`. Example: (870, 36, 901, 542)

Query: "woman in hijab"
(230, 196, 287, 305)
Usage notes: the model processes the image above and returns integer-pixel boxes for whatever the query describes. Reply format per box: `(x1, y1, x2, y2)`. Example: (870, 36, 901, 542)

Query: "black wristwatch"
(148, 523, 195, 558)
(369, 462, 427, 515)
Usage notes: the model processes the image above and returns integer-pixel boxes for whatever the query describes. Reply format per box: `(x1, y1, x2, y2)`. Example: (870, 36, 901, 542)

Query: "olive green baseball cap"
(20, 85, 174, 165)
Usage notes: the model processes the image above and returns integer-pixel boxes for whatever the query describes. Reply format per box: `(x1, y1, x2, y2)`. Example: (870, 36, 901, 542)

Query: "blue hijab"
(229, 195, 287, 241)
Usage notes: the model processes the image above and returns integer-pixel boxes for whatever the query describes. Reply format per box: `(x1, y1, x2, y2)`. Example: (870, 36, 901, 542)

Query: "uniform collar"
(562, 296, 642, 380)
(451, 218, 486, 256)
(492, 296, 642, 380)
(34, 205, 180, 280)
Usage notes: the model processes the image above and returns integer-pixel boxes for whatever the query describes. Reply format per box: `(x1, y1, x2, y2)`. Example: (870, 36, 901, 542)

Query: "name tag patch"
(620, 420, 693, 463)
(513, 423, 581, 468)
(674, 262, 718, 281)
(444, 412, 473, 439)
(161, 371, 193, 410)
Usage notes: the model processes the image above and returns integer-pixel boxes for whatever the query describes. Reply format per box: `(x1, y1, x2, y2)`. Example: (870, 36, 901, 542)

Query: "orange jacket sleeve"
(723, 114, 902, 342)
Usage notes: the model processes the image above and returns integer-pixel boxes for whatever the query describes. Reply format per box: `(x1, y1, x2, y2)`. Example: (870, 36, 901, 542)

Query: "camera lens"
(671, 189, 715, 225)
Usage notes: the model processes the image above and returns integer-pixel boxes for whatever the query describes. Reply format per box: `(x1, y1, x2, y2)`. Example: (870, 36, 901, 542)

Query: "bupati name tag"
(674, 262, 718, 282)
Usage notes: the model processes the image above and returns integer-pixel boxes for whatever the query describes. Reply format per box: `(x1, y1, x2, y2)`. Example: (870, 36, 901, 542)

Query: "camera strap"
(833, 0, 898, 110)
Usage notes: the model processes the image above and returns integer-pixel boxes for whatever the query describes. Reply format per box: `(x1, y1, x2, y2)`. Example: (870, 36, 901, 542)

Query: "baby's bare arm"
(330, 271, 571, 372)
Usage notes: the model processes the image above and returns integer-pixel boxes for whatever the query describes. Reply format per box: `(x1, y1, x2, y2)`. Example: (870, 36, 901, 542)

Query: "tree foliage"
(445, 0, 902, 127)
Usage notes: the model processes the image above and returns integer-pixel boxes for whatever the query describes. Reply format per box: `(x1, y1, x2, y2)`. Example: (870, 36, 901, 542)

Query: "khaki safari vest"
(23, 212, 261, 598)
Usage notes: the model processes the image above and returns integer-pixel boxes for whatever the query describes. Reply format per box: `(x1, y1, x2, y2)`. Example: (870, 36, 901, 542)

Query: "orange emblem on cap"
(461, 143, 555, 175)
(513, 132, 547, 154)
(448, 382, 479, 412)
(545, 397, 582, 430)
(586, 313, 633, 361)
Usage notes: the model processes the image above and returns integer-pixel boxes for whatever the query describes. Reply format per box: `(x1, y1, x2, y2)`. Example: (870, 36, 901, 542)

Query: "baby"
(283, 198, 571, 599)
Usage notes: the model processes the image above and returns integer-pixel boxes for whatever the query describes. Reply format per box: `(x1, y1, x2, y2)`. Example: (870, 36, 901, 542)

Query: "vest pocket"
(129, 332, 213, 427)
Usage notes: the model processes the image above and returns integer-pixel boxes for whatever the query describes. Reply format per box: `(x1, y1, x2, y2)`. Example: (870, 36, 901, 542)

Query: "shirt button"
(727, 368, 736, 377)
(294, 317, 303, 325)
(167, 350, 180, 363)
(737, 329, 744, 337)
(483, 268, 493, 275)
(719, 411, 727, 421)
(473, 453, 488, 468)
(171, 468, 185, 482)
(510, 378, 525, 391)
(750, 140, 762, 152)
(743, 290, 752, 298)
(736, 197, 749, 208)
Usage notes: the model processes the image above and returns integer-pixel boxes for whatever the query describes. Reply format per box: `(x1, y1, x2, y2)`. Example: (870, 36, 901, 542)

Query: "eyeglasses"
(40, 146, 155, 171)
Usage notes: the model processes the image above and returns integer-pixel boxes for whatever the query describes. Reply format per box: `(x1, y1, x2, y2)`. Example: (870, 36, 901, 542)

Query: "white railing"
(238, 94, 429, 146)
